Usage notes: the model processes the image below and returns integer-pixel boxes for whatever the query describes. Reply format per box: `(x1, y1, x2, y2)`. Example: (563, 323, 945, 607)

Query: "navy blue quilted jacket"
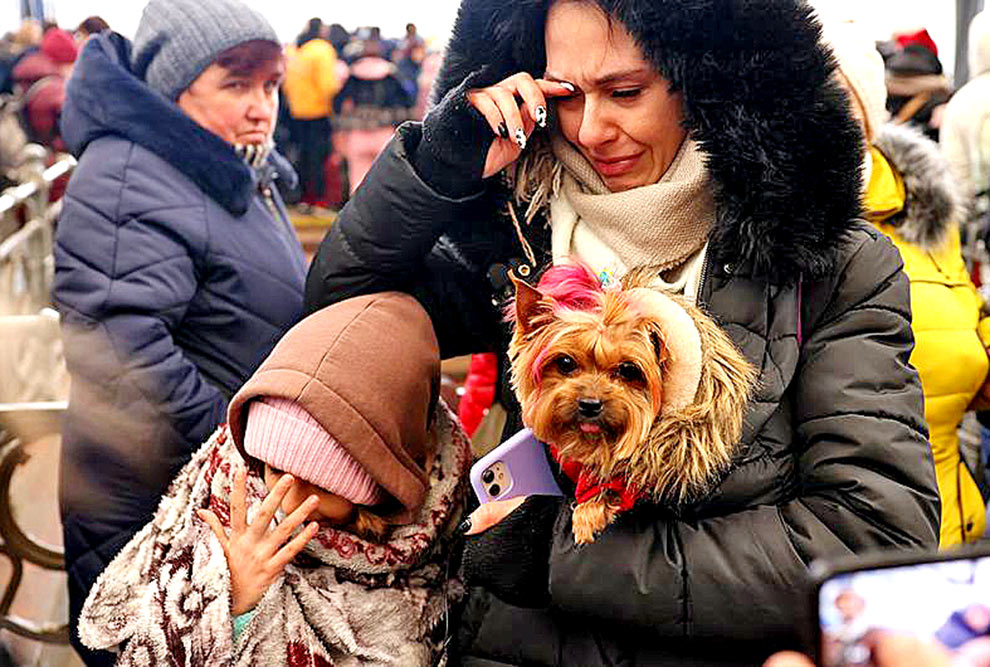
(53, 33, 306, 662)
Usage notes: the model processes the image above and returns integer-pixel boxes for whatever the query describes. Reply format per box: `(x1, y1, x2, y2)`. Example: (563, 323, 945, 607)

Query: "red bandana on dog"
(550, 444, 644, 512)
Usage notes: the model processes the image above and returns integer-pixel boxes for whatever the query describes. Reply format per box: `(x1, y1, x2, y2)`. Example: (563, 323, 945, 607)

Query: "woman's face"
(264, 464, 357, 526)
(177, 56, 283, 146)
(545, 1, 686, 192)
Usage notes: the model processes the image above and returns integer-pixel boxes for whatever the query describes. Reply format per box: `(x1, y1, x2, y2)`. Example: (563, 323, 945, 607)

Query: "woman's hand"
(197, 467, 319, 616)
(466, 73, 573, 179)
(461, 496, 527, 535)
(460, 495, 563, 608)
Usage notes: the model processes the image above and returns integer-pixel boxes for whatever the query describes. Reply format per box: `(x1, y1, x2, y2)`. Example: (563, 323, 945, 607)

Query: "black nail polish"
(458, 518, 472, 534)
(498, 122, 509, 139)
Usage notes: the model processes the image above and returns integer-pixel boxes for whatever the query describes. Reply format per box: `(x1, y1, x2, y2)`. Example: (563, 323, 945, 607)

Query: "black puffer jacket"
(306, 0, 940, 664)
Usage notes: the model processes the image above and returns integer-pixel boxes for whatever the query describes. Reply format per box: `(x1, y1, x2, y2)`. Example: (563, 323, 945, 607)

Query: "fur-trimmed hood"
(433, 0, 864, 280)
(874, 123, 966, 251)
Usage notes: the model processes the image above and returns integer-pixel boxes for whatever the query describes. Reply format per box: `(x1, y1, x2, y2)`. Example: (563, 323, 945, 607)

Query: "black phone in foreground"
(809, 544, 990, 667)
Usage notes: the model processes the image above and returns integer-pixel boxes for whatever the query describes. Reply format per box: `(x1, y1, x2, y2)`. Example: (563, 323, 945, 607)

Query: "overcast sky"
(1, 1, 962, 82)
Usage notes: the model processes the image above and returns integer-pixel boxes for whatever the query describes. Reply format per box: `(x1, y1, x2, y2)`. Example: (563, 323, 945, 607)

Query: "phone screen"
(818, 554, 990, 667)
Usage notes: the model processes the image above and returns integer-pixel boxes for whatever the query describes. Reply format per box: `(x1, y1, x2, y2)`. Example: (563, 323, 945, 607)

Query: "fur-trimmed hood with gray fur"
(432, 0, 864, 281)
(874, 123, 966, 251)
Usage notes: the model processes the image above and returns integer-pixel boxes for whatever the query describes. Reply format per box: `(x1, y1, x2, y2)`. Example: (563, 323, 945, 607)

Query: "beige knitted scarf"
(549, 132, 715, 278)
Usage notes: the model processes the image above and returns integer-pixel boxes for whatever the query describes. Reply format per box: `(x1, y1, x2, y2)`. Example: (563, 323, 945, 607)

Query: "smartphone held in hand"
(810, 545, 990, 667)
(470, 428, 563, 503)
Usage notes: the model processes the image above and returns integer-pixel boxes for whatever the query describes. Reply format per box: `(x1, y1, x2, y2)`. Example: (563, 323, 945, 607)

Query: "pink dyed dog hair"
(536, 262, 603, 312)
(504, 262, 605, 325)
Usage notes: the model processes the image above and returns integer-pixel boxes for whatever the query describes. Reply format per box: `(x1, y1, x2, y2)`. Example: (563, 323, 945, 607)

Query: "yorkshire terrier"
(508, 262, 756, 544)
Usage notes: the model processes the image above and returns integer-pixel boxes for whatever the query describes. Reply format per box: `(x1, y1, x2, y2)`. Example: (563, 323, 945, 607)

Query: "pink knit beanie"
(243, 397, 387, 506)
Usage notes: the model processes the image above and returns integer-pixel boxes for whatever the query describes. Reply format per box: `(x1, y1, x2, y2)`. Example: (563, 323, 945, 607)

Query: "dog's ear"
(511, 273, 545, 334)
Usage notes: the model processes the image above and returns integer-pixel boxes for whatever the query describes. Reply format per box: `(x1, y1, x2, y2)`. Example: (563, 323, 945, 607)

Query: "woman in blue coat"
(52, 1, 307, 663)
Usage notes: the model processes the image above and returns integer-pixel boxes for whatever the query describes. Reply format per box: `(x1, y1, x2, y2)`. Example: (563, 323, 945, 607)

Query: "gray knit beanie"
(131, 0, 280, 101)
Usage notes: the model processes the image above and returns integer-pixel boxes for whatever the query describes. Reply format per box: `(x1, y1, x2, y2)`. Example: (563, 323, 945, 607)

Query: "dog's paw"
(571, 501, 609, 544)
(572, 520, 598, 545)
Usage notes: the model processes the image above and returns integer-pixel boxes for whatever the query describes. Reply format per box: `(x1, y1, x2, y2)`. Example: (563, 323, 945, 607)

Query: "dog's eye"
(554, 355, 578, 375)
(616, 362, 645, 384)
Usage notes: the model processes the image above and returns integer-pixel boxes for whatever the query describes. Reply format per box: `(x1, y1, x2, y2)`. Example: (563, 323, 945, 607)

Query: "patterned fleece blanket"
(78, 404, 471, 666)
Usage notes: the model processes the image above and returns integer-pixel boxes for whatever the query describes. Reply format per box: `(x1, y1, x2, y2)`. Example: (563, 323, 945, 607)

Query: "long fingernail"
(535, 106, 547, 128)
(458, 518, 472, 535)
(514, 128, 527, 150)
(559, 81, 575, 93)
(498, 122, 509, 139)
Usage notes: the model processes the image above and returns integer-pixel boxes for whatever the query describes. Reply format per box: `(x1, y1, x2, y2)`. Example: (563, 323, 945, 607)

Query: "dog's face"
(509, 275, 667, 476)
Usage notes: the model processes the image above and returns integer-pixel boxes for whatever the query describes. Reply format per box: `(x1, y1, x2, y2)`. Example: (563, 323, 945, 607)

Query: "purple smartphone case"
(470, 428, 564, 503)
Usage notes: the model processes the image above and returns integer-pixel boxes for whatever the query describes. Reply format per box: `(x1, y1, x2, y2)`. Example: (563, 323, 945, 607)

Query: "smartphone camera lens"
(482, 469, 495, 484)
(489, 484, 501, 497)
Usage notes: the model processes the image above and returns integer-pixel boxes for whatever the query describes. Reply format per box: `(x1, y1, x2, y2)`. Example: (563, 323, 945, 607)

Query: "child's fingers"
(267, 495, 319, 548)
(196, 509, 230, 554)
(249, 473, 295, 537)
(229, 466, 248, 534)
(271, 522, 319, 570)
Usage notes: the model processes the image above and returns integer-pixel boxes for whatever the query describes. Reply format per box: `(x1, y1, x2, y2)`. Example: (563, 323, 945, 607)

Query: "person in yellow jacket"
(283, 18, 341, 207)
(825, 17, 990, 547)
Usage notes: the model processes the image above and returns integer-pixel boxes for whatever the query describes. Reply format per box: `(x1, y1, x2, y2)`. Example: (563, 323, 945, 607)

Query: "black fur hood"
(874, 123, 966, 251)
(433, 0, 864, 280)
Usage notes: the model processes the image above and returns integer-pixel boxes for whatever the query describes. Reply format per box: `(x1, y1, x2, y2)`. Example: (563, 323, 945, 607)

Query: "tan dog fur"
(509, 267, 757, 544)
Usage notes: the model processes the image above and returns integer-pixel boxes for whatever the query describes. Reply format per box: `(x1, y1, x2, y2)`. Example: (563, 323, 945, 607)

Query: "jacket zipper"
(260, 182, 296, 240)
(697, 245, 712, 309)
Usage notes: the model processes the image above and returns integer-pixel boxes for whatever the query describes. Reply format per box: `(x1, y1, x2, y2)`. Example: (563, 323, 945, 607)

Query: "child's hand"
(197, 467, 319, 616)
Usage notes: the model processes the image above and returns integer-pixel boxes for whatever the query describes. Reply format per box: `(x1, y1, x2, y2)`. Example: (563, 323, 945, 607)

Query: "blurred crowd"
(276, 16, 442, 212)
(0, 14, 441, 209)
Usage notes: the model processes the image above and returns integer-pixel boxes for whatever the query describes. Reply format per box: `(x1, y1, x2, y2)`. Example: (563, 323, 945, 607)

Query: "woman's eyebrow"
(544, 67, 652, 88)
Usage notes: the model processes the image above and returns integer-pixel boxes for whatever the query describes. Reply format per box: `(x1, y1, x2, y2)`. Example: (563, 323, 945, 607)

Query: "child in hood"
(77, 292, 471, 666)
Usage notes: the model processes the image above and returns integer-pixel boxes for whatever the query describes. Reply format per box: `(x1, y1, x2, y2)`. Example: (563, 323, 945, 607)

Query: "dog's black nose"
(578, 398, 604, 418)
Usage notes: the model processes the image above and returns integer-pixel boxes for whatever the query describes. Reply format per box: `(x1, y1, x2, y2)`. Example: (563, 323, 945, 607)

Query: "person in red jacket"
(457, 352, 498, 438)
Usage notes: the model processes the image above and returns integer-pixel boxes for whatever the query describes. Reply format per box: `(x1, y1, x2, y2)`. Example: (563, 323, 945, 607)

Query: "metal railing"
(0, 147, 74, 646)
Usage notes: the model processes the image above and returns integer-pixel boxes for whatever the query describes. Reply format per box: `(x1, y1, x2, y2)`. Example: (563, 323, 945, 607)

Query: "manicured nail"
(535, 105, 547, 128)
(498, 122, 509, 139)
(458, 517, 472, 535)
(559, 81, 575, 93)
(514, 128, 527, 150)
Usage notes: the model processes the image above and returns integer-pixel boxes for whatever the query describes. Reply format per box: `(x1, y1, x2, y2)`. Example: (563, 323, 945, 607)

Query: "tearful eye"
(555, 355, 578, 375)
(616, 362, 645, 384)
(612, 88, 642, 99)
